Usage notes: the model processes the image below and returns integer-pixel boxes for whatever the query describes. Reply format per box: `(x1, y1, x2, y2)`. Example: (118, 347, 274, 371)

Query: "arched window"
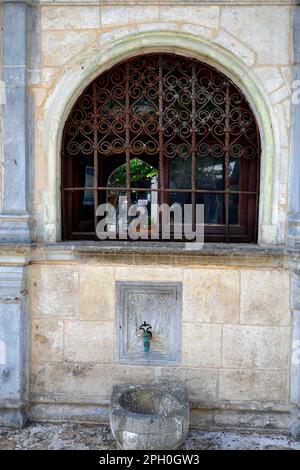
(62, 53, 260, 242)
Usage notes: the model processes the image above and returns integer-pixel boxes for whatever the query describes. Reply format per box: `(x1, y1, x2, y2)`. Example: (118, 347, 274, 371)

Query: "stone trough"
(109, 383, 189, 450)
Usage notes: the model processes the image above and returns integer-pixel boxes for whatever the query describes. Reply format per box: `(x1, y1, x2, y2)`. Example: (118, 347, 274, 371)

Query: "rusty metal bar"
(125, 61, 131, 212)
(92, 82, 98, 233)
(191, 63, 196, 230)
(63, 186, 258, 195)
(225, 82, 230, 242)
(158, 55, 164, 203)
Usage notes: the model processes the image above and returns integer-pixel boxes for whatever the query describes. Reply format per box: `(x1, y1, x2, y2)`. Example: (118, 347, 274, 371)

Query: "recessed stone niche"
(116, 282, 182, 366)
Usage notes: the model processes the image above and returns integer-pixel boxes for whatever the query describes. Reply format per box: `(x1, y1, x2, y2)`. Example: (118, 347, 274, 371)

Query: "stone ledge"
(0, 242, 291, 267)
(40, 241, 287, 257)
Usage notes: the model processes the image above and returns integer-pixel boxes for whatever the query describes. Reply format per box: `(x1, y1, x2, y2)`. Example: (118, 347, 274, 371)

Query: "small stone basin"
(109, 383, 189, 450)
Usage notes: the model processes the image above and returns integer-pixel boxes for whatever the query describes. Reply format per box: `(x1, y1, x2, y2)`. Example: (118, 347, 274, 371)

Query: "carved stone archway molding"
(41, 30, 279, 245)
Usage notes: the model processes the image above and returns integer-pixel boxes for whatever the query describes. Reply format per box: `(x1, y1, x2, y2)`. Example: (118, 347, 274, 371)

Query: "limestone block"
(41, 6, 101, 30)
(31, 319, 63, 363)
(183, 269, 239, 323)
(99, 26, 138, 44)
(221, 7, 289, 65)
(101, 6, 159, 27)
(64, 321, 114, 364)
(29, 265, 78, 318)
(137, 22, 179, 33)
(31, 87, 47, 107)
(115, 266, 182, 282)
(215, 31, 255, 66)
(219, 369, 288, 402)
(281, 66, 292, 90)
(240, 270, 290, 326)
(270, 86, 290, 105)
(222, 325, 290, 369)
(282, 98, 291, 129)
(180, 24, 215, 41)
(42, 31, 96, 67)
(79, 266, 114, 321)
(159, 367, 218, 401)
(160, 6, 219, 29)
(0, 302, 27, 402)
(182, 323, 222, 368)
(131, 366, 155, 385)
(41, 67, 58, 87)
(253, 67, 284, 94)
(273, 103, 289, 147)
(31, 363, 154, 402)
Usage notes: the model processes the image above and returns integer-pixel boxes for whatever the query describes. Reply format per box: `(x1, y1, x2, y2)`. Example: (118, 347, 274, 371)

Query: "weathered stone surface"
(101, 6, 159, 27)
(110, 383, 189, 450)
(64, 321, 113, 363)
(42, 31, 96, 67)
(182, 323, 222, 368)
(215, 31, 255, 66)
(183, 269, 239, 323)
(41, 6, 101, 30)
(273, 103, 289, 147)
(41, 67, 58, 87)
(253, 67, 284, 94)
(31, 87, 47, 107)
(0, 302, 27, 402)
(31, 319, 63, 363)
(159, 367, 218, 402)
(270, 86, 290, 106)
(240, 270, 290, 326)
(222, 325, 290, 369)
(29, 265, 78, 317)
(115, 266, 182, 281)
(219, 369, 288, 402)
(221, 7, 290, 64)
(180, 23, 215, 41)
(99, 26, 138, 44)
(31, 363, 154, 402)
(160, 6, 219, 29)
(78, 266, 114, 321)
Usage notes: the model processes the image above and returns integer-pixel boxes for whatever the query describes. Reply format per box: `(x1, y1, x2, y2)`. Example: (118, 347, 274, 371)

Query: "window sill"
(43, 241, 286, 258)
(0, 241, 291, 268)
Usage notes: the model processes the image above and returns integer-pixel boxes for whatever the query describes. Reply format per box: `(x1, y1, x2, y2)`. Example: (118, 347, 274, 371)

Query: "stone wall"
(0, 0, 297, 432)
(34, 1, 293, 244)
(28, 247, 291, 430)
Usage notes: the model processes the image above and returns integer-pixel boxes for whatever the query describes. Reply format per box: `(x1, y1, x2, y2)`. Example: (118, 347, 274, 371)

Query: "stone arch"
(41, 31, 279, 244)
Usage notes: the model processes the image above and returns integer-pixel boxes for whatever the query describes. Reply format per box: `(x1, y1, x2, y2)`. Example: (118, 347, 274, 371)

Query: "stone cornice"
(37, 0, 294, 6)
(1, 0, 39, 5)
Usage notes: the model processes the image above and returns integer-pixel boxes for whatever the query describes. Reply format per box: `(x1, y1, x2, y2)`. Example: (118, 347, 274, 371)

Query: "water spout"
(139, 321, 152, 352)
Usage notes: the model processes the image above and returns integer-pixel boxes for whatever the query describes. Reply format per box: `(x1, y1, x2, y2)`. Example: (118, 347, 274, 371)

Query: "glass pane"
(169, 158, 191, 189)
(229, 193, 239, 225)
(196, 193, 225, 224)
(196, 156, 225, 190)
(169, 191, 192, 209)
(229, 157, 240, 190)
(165, 192, 192, 240)
(68, 190, 94, 233)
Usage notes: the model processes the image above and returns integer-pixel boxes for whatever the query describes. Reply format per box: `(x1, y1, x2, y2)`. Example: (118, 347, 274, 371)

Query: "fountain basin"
(109, 383, 189, 450)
